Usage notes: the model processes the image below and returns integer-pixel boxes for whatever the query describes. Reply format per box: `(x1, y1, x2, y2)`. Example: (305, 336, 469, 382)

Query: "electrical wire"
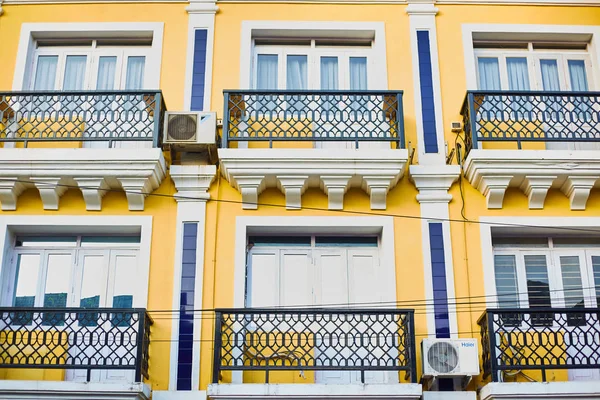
(4, 177, 600, 235)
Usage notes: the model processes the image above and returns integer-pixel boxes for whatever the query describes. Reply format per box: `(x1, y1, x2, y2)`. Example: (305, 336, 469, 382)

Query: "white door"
(67, 249, 139, 383)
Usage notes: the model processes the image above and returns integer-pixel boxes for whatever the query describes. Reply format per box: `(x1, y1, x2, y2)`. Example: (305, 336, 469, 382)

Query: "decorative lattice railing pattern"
(222, 90, 405, 149)
(0, 307, 152, 382)
(0, 91, 165, 147)
(478, 308, 600, 382)
(212, 308, 417, 383)
(461, 91, 600, 154)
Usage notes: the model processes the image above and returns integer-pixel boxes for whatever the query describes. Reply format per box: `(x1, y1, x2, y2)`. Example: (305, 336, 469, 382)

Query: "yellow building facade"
(0, 0, 599, 399)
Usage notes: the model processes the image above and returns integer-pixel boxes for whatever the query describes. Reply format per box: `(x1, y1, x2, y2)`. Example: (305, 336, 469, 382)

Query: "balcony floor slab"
(480, 382, 600, 400)
(0, 380, 150, 400)
(208, 383, 422, 400)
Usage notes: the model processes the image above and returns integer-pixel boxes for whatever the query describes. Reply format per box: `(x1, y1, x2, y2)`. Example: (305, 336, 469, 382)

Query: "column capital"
(409, 165, 460, 204)
(186, 0, 219, 14)
(406, 0, 438, 16)
(170, 165, 217, 202)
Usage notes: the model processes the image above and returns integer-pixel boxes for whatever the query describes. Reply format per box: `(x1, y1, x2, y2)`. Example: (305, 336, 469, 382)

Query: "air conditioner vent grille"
(168, 114, 197, 141)
(427, 341, 459, 374)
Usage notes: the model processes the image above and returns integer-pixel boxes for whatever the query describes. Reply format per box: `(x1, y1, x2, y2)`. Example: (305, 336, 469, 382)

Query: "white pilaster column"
(407, 0, 446, 165)
(410, 165, 460, 339)
(184, 0, 218, 111)
(169, 164, 216, 391)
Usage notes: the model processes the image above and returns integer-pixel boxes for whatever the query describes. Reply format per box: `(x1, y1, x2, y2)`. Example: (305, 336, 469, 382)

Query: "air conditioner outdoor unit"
(164, 111, 217, 148)
(421, 338, 479, 378)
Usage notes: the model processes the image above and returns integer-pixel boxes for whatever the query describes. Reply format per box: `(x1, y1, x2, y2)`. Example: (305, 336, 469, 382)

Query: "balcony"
(0, 91, 167, 211)
(0, 307, 152, 398)
(478, 308, 600, 400)
(218, 90, 408, 210)
(460, 91, 600, 210)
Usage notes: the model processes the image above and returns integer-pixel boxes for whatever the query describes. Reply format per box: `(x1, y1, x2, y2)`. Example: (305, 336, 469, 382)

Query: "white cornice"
(186, 0, 218, 13)
(2, 0, 599, 5)
(409, 165, 460, 204)
(218, 148, 408, 210)
(465, 150, 600, 210)
(0, 148, 166, 211)
(170, 164, 216, 202)
(480, 382, 600, 400)
(0, 381, 151, 400)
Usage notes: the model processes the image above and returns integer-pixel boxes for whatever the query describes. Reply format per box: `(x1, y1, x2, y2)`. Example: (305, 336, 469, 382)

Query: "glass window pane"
(42, 254, 72, 326)
(506, 57, 530, 90)
(315, 236, 377, 247)
(592, 256, 600, 307)
(125, 56, 145, 90)
(559, 256, 585, 308)
(477, 57, 501, 90)
(494, 255, 520, 308)
(349, 57, 368, 90)
(13, 254, 40, 307)
(78, 254, 105, 327)
(33, 56, 58, 90)
(524, 255, 551, 307)
(540, 59, 561, 91)
(96, 56, 117, 90)
(248, 236, 310, 247)
(256, 54, 278, 89)
(320, 57, 339, 90)
(63, 55, 87, 90)
(16, 236, 77, 247)
(286, 55, 307, 90)
(81, 235, 141, 247)
(568, 60, 589, 92)
(111, 254, 136, 327)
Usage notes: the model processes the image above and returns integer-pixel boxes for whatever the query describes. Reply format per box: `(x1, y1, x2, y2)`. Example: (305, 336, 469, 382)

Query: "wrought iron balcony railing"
(0, 307, 152, 382)
(461, 90, 600, 154)
(0, 90, 166, 147)
(212, 308, 417, 384)
(478, 308, 600, 382)
(222, 90, 405, 149)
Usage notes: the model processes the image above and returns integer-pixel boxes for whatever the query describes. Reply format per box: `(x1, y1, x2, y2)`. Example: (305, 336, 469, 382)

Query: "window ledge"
(0, 148, 166, 211)
(480, 382, 600, 400)
(218, 148, 409, 210)
(465, 149, 600, 210)
(0, 380, 150, 400)
(208, 384, 422, 400)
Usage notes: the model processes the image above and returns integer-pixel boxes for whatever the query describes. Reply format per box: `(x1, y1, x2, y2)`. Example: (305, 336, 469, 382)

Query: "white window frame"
(462, 24, 600, 91)
(252, 42, 375, 90)
(474, 44, 594, 91)
(240, 21, 388, 90)
(12, 22, 163, 91)
(0, 216, 153, 309)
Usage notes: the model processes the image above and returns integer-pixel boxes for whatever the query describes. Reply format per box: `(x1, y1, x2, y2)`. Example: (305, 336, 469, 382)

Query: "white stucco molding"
(218, 149, 408, 210)
(186, 0, 218, 13)
(170, 164, 216, 202)
(480, 382, 600, 400)
(208, 384, 422, 400)
(465, 150, 600, 210)
(0, 380, 150, 400)
(409, 165, 460, 204)
(0, 148, 166, 211)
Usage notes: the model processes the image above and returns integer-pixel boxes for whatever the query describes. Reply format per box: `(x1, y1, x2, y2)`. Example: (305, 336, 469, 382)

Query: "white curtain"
(541, 59, 567, 149)
(349, 57, 367, 90)
(63, 55, 87, 90)
(477, 57, 501, 90)
(257, 54, 278, 89)
(320, 57, 339, 90)
(286, 55, 307, 89)
(540, 59, 560, 90)
(96, 56, 117, 90)
(33, 56, 58, 90)
(125, 56, 145, 89)
(567, 60, 597, 149)
(506, 57, 530, 90)
(568, 60, 588, 91)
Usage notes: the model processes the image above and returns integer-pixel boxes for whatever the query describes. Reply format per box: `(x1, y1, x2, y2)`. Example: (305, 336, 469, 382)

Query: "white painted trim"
(153, 391, 207, 400)
(239, 21, 388, 90)
(479, 216, 600, 307)
(168, 165, 216, 391)
(3, 0, 600, 4)
(480, 381, 600, 400)
(0, 215, 153, 308)
(0, 380, 151, 400)
(12, 22, 164, 91)
(183, 6, 217, 111)
(462, 23, 600, 91)
(407, 4, 446, 165)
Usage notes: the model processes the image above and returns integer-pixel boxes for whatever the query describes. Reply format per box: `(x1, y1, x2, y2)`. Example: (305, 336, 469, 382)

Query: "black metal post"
(222, 93, 230, 149)
(468, 92, 478, 151)
(153, 91, 163, 149)
(134, 310, 145, 383)
(408, 311, 417, 383)
(397, 92, 405, 149)
(212, 311, 223, 383)
(487, 311, 498, 382)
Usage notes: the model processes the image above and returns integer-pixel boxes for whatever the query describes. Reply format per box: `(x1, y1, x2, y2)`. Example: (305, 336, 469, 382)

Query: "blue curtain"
(568, 60, 590, 124)
(477, 58, 501, 117)
(507, 57, 531, 117)
(286, 55, 307, 114)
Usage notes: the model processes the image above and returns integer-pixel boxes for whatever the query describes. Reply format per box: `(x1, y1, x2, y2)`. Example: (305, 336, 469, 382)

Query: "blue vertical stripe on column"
(191, 29, 208, 111)
(417, 31, 439, 154)
(177, 222, 198, 390)
(429, 222, 450, 338)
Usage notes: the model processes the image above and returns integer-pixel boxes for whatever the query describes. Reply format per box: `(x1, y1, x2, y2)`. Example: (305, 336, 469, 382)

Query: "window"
(6, 235, 140, 322)
(252, 40, 372, 91)
(492, 237, 600, 316)
(29, 40, 151, 91)
(474, 42, 593, 92)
